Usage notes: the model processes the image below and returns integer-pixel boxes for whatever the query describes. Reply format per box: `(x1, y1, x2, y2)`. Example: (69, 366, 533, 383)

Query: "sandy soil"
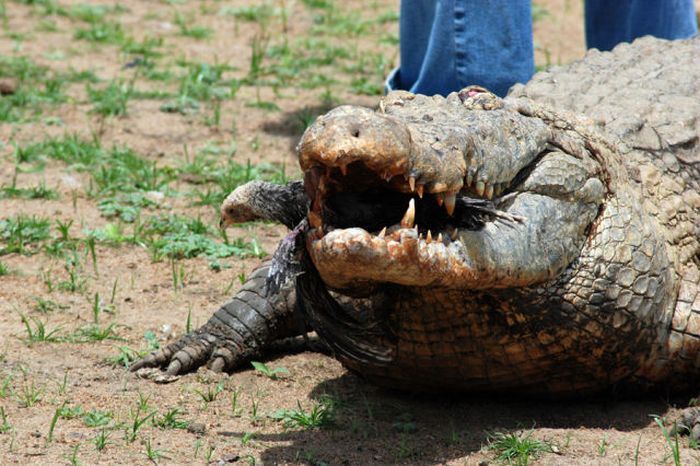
(0, 0, 698, 464)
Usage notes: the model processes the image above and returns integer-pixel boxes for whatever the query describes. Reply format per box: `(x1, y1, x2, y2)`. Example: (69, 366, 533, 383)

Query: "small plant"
(71, 323, 123, 343)
(94, 428, 111, 451)
(651, 415, 681, 466)
(271, 398, 335, 430)
(87, 80, 132, 116)
(486, 429, 554, 466)
(251, 361, 288, 380)
(597, 434, 608, 457)
(144, 437, 168, 462)
(195, 382, 224, 404)
(241, 431, 254, 445)
(47, 403, 64, 442)
(0, 406, 12, 433)
(0, 215, 51, 255)
(32, 296, 66, 313)
(58, 405, 85, 420)
(20, 314, 63, 344)
(230, 388, 243, 417)
(124, 402, 156, 443)
(82, 409, 113, 428)
(174, 12, 212, 39)
(0, 373, 13, 398)
(0, 261, 8, 276)
(66, 443, 80, 466)
(16, 380, 43, 407)
(153, 407, 188, 430)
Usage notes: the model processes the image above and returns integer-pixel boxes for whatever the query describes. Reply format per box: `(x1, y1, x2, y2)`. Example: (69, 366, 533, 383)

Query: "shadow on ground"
(234, 372, 676, 464)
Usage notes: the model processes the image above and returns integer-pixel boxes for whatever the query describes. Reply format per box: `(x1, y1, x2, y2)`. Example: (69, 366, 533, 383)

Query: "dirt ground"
(0, 0, 698, 464)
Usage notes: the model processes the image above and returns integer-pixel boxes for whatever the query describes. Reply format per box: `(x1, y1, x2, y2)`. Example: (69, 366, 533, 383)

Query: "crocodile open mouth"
(305, 161, 512, 242)
(302, 159, 524, 291)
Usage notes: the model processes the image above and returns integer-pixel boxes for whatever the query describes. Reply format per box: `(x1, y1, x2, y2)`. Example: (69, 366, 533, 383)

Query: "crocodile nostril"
(351, 129, 360, 138)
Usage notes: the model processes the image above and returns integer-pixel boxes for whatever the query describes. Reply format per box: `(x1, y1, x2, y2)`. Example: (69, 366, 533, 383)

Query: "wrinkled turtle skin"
(133, 36, 700, 398)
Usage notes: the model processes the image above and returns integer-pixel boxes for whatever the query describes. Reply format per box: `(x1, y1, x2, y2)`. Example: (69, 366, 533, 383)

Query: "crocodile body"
(134, 36, 700, 397)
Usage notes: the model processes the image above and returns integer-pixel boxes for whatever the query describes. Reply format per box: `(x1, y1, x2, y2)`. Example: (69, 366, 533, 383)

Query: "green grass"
(651, 415, 681, 466)
(486, 430, 554, 466)
(81, 409, 113, 428)
(251, 361, 288, 380)
(0, 181, 58, 200)
(0, 215, 51, 255)
(87, 80, 133, 116)
(19, 313, 63, 344)
(74, 20, 125, 44)
(174, 12, 212, 39)
(97, 192, 159, 222)
(272, 398, 335, 430)
(161, 61, 238, 115)
(153, 407, 188, 430)
(0, 55, 66, 122)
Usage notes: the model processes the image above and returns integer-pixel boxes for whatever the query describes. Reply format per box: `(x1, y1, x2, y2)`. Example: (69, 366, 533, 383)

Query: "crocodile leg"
(131, 261, 305, 376)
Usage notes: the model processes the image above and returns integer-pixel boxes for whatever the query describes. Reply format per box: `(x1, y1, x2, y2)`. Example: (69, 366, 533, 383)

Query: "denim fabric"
(585, 0, 698, 51)
(387, 0, 533, 97)
(387, 0, 698, 97)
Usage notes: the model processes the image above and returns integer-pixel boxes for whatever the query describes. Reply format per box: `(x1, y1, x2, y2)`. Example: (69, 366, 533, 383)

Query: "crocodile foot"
(672, 407, 700, 441)
(130, 320, 252, 379)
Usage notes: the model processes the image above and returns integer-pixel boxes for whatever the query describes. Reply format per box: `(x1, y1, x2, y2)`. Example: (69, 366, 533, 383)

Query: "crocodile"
(133, 36, 700, 399)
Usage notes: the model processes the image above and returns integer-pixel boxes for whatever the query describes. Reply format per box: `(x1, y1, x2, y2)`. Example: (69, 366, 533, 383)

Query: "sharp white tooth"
(408, 176, 416, 192)
(444, 192, 456, 216)
(426, 230, 432, 243)
(485, 183, 494, 200)
(466, 173, 473, 186)
(437, 233, 443, 243)
(378, 227, 387, 238)
(475, 181, 485, 197)
(450, 228, 459, 240)
(416, 184, 424, 198)
(400, 198, 415, 228)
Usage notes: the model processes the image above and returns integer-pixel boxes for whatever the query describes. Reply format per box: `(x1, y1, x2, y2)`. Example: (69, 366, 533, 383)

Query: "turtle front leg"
(131, 261, 305, 377)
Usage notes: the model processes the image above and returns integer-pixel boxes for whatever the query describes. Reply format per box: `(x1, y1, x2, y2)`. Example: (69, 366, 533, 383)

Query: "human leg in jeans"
(586, 0, 698, 51)
(385, 0, 534, 97)
(388, 0, 698, 98)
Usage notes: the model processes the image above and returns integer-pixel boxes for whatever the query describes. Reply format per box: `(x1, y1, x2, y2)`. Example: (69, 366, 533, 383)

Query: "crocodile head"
(298, 88, 608, 292)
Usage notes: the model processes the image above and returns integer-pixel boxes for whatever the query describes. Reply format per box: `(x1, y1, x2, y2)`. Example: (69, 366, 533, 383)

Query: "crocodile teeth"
(416, 184, 424, 198)
(444, 192, 456, 216)
(426, 230, 433, 243)
(485, 183, 494, 200)
(435, 193, 444, 206)
(408, 176, 416, 192)
(378, 226, 387, 238)
(450, 228, 459, 240)
(437, 233, 443, 243)
(400, 198, 416, 228)
(475, 181, 485, 197)
(339, 164, 348, 176)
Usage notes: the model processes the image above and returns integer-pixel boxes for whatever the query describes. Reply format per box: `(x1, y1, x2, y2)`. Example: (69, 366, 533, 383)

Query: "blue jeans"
(387, 0, 698, 97)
